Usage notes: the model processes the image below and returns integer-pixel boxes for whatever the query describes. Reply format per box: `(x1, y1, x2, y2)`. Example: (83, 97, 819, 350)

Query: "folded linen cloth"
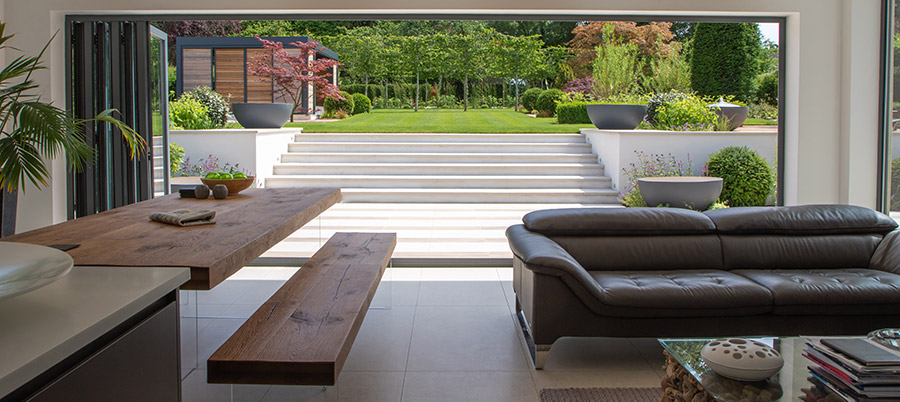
(149, 209, 216, 227)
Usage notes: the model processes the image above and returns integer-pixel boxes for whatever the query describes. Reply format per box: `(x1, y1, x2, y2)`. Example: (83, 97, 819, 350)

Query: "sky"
(758, 23, 779, 45)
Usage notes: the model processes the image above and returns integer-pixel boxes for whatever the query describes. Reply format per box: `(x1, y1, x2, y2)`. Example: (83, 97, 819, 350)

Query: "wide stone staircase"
(264, 133, 619, 203)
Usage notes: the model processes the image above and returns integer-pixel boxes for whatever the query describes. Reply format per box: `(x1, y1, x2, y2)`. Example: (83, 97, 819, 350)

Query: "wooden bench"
(207, 232, 397, 386)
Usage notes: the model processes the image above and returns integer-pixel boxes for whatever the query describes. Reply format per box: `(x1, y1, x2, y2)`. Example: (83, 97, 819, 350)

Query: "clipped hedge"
(535, 88, 564, 117)
(706, 146, 774, 207)
(756, 72, 778, 105)
(351, 93, 371, 114)
(169, 96, 213, 130)
(690, 23, 762, 102)
(324, 91, 354, 117)
(556, 102, 591, 124)
(183, 86, 229, 128)
(522, 88, 543, 112)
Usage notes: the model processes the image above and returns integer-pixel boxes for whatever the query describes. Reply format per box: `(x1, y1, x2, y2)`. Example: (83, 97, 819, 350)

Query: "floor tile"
(416, 281, 507, 306)
(541, 337, 652, 371)
(407, 306, 528, 372)
(401, 372, 538, 402)
(197, 318, 245, 370)
(343, 306, 416, 371)
(182, 369, 269, 402)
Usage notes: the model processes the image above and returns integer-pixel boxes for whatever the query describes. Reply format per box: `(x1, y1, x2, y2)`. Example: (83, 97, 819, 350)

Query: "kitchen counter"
(0, 265, 189, 400)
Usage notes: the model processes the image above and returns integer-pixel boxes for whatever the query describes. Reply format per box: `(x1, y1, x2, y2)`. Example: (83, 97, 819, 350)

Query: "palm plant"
(0, 22, 144, 235)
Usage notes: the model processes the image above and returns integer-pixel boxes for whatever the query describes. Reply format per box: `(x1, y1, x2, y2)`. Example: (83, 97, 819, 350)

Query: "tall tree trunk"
(438, 75, 443, 109)
(515, 72, 520, 111)
(0, 188, 17, 237)
(415, 70, 420, 112)
(384, 80, 389, 102)
(364, 74, 369, 99)
(464, 73, 469, 112)
(502, 80, 507, 108)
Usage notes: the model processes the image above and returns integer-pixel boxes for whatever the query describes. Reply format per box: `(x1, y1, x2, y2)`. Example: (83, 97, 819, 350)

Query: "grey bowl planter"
(708, 100, 749, 131)
(231, 102, 293, 129)
(586, 104, 648, 130)
(638, 176, 724, 210)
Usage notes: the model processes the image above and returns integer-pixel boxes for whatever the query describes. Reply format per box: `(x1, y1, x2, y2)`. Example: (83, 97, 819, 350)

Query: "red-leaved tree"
(246, 36, 342, 121)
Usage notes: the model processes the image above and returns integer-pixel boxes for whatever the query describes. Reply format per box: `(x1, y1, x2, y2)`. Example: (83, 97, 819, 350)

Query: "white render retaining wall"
(169, 128, 300, 188)
(581, 129, 778, 193)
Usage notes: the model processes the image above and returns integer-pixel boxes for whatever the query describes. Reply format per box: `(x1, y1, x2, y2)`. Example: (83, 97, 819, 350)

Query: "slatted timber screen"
(182, 49, 212, 92)
(214, 49, 245, 103)
(246, 49, 273, 103)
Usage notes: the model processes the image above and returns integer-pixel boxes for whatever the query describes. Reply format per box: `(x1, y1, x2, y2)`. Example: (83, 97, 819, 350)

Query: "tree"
(153, 20, 243, 65)
(399, 36, 428, 111)
(246, 36, 342, 121)
(568, 21, 675, 78)
(323, 30, 379, 98)
(493, 34, 543, 109)
(690, 23, 762, 102)
(449, 32, 485, 111)
(487, 21, 577, 48)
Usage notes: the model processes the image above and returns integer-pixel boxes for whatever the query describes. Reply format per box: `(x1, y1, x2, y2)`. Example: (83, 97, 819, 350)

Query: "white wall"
(3, 0, 885, 231)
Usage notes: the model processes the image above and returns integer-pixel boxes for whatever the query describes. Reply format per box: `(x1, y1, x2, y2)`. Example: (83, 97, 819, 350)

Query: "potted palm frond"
(0, 23, 144, 236)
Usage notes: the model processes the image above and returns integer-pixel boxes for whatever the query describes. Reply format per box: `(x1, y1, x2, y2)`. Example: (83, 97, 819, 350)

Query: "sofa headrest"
(523, 207, 715, 236)
(703, 204, 897, 235)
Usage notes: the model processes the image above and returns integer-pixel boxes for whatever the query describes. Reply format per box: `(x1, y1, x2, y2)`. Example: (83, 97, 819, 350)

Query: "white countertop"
(0, 265, 190, 398)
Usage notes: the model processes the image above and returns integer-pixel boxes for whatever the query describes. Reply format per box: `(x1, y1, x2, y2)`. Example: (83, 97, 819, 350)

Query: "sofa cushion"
(719, 234, 883, 270)
(554, 235, 724, 271)
(732, 269, 900, 315)
(704, 205, 897, 235)
(523, 207, 715, 236)
(586, 270, 772, 317)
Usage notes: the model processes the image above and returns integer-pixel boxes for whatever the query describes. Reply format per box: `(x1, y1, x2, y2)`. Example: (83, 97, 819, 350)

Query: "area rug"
(540, 387, 662, 402)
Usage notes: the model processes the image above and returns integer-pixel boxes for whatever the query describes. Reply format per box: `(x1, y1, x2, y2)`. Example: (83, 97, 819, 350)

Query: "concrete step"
(288, 142, 593, 154)
(273, 162, 605, 176)
(294, 133, 586, 143)
(265, 174, 611, 189)
(280, 152, 599, 164)
(334, 188, 621, 203)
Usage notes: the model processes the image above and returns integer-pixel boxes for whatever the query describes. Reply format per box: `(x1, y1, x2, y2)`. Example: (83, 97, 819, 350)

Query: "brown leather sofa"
(506, 205, 900, 369)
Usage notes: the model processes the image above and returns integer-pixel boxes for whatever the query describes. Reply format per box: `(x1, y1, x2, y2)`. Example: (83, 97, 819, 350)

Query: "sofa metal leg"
(517, 310, 552, 370)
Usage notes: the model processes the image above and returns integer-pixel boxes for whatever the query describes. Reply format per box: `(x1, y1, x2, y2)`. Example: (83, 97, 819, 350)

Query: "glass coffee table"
(658, 337, 841, 402)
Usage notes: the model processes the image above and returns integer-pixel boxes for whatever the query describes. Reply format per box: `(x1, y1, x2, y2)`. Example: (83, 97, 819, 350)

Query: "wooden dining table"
(1, 187, 342, 290)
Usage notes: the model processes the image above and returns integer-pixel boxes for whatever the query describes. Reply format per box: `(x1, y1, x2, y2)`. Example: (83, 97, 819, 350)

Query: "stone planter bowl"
(638, 176, 724, 210)
(231, 102, 293, 129)
(586, 104, 648, 130)
(199, 177, 255, 194)
(708, 100, 749, 131)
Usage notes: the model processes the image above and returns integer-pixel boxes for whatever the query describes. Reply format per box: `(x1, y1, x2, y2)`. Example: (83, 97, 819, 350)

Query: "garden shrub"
(350, 93, 371, 114)
(621, 151, 694, 207)
(562, 77, 594, 95)
(169, 143, 185, 176)
(169, 96, 213, 130)
(592, 41, 640, 98)
(645, 92, 690, 125)
(653, 96, 719, 131)
(756, 72, 778, 105)
(892, 158, 900, 211)
(690, 23, 762, 102)
(324, 91, 354, 117)
(522, 88, 543, 112)
(535, 88, 564, 117)
(749, 102, 777, 120)
(184, 86, 229, 128)
(556, 102, 591, 124)
(706, 146, 774, 207)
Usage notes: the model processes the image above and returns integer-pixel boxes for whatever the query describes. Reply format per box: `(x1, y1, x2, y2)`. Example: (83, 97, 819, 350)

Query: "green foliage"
(756, 72, 778, 105)
(706, 146, 774, 207)
(169, 96, 214, 130)
(707, 201, 730, 210)
(522, 88, 543, 112)
(892, 158, 900, 211)
(690, 23, 762, 102)
(183, 86, 229, 128)
(350, 93, 371, 114)
(591, 40, 641, 98)
(653, 96, 719, 131)
(535, 88, 564, 117)
(167, 65, 177, 100)
(621, 151, 693, 207)
(556, 102, 591, 124)
(324, 91, 355, 117)
(748, 102, 778, 120)
(169, 143, 185, 176)
(646, 92, 690, 125)
(643, 42, 692, 93)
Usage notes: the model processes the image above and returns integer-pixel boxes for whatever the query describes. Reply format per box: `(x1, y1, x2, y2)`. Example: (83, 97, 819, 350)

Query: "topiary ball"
(350, 93, 371, 115)
(522, 88, 544, 112)
(535, 88, 564, 117)
(706, 146, 774, 207)
(324, 91, 354, 117)
(184, 86, 229, 128)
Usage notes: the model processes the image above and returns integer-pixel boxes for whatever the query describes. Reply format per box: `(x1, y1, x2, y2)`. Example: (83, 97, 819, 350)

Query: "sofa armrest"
(870, 230, 900, 274)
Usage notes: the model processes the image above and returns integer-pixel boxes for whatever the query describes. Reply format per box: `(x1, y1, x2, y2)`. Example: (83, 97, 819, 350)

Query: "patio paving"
(261, 202, 621, 260)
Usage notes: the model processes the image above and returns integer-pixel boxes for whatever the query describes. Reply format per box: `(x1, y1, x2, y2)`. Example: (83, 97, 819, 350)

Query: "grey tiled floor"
(181, 267, 664, 402)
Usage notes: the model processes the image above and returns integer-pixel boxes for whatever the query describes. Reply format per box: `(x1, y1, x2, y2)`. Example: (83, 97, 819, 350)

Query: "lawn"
(744, 118, 778, 126)
(285, 109, 596, 133)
